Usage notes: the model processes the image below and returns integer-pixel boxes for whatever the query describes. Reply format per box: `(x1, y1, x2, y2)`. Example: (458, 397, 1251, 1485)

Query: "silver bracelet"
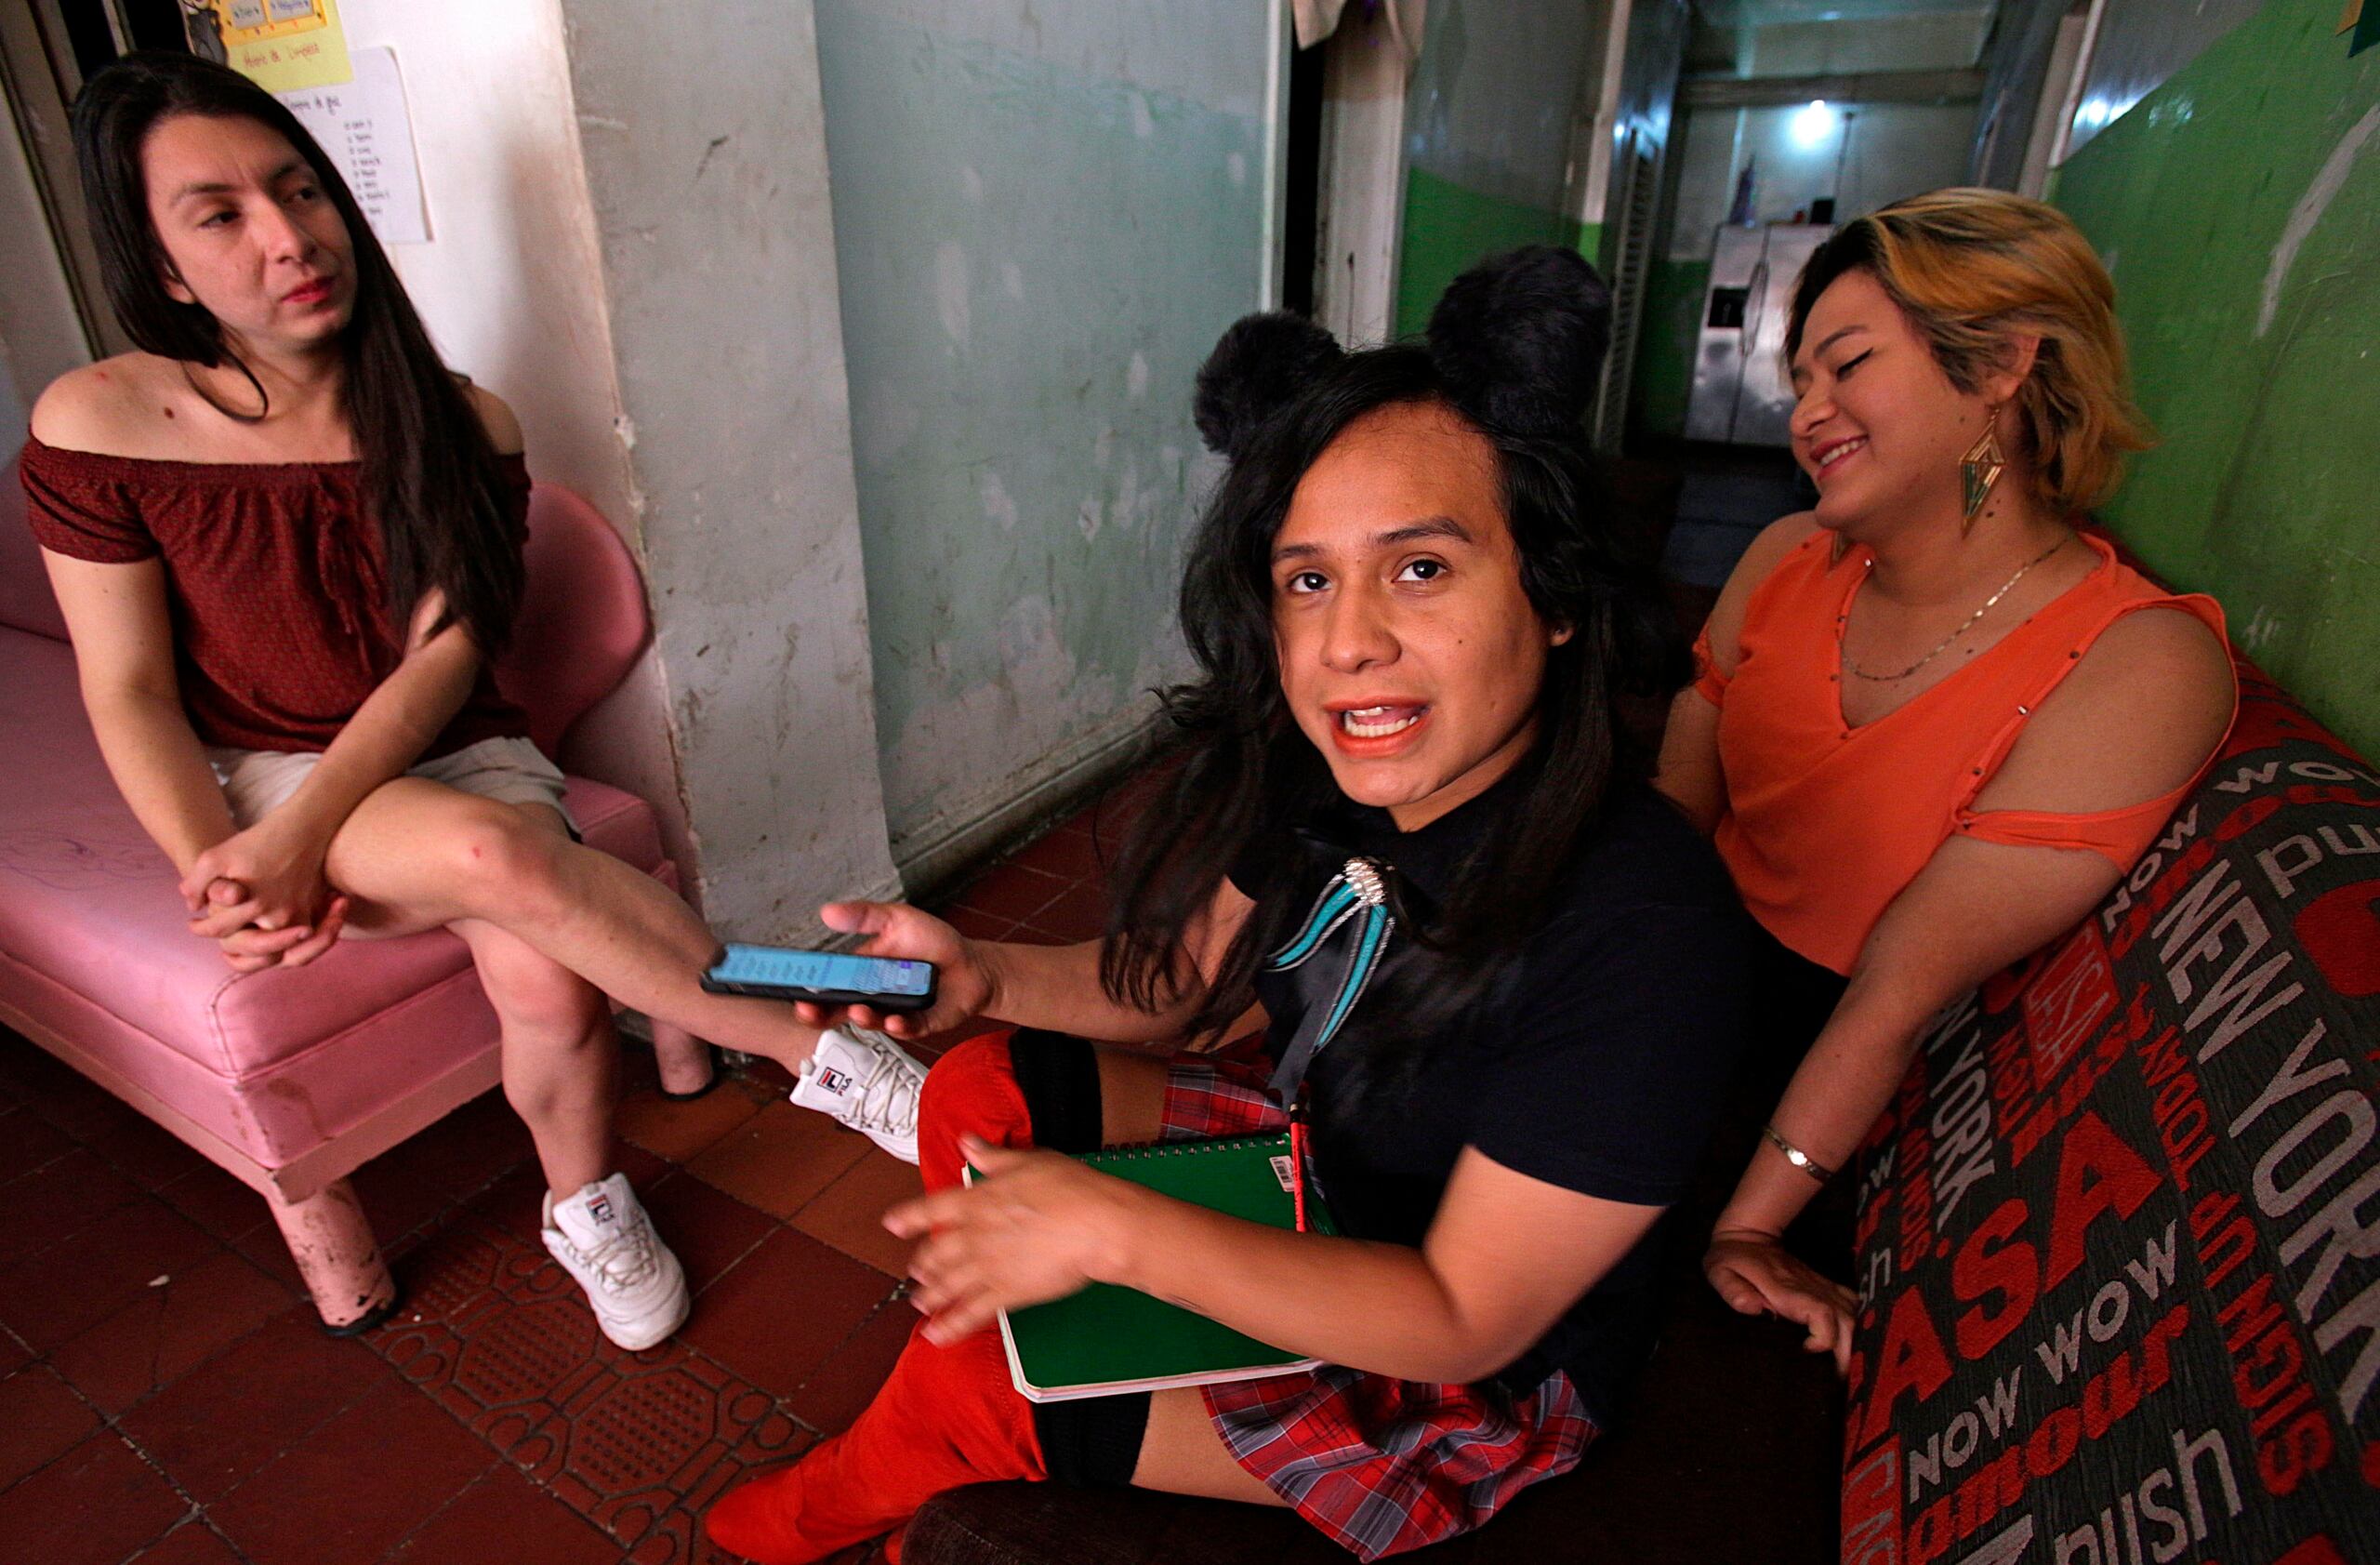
(1763, 1122, 1834, 1185)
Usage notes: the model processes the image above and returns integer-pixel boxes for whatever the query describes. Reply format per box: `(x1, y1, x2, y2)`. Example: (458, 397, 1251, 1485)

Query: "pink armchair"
(0, 452, 707, 1331)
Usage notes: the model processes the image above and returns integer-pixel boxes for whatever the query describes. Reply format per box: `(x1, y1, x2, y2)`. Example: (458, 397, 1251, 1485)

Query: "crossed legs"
(322, 777, 827, 1077)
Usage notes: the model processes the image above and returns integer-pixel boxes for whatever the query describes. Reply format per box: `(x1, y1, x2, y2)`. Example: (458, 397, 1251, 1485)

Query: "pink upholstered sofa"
(0, 450, 701, 1331)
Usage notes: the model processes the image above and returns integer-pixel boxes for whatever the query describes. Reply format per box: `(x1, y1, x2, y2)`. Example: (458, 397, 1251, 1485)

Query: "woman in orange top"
(1656, 190, 2236, 1365)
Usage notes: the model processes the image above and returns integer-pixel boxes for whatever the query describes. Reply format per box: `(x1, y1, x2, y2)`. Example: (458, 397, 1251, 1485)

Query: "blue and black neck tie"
(1263, 856, 1396, 1105)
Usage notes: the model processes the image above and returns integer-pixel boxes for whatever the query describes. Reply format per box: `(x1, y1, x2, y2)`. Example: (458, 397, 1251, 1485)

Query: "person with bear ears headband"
(1656, 190, 2236, 1367)
(705, 248, 1753, 1562)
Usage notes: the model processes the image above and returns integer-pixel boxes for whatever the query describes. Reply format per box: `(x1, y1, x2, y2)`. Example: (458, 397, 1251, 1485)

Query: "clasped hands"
(178, 816, 348, 973)
(883, 1134, 1144, 1346)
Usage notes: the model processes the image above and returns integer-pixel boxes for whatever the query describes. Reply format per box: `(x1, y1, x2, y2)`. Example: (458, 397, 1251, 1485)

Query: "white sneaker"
(789, 1027, 926, 1164)
(541, 1173, 690, 1351)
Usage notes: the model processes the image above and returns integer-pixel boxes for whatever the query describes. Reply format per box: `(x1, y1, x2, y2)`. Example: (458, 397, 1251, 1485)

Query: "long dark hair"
(72, 52, 522, 654)
(1102, 253, 1688, 1056)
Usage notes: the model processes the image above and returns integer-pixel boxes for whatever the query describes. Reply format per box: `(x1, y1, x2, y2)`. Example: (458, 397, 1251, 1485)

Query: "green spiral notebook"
(965, 1131, 1332, 1403)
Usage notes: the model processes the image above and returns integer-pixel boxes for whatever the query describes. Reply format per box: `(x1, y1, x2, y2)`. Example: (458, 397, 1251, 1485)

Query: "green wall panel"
(1632, 257, 1711, 441)
(2053, 2, 2380, 759)
(1394, 166, 1572, 339)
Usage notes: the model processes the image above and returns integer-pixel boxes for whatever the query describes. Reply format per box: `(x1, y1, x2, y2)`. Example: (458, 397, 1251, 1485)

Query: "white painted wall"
(333, 0, 697, 891)
(560, 0, 901, 934)
(0, 82, 91, 429)
(1667, 98, 1979, 259)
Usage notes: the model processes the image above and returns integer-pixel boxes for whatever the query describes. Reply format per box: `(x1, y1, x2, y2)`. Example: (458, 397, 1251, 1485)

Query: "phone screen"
(713, 944, 934, 998)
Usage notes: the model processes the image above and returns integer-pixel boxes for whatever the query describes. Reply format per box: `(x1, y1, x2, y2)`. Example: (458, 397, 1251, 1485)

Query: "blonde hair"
(1783, 188, 2152, 515)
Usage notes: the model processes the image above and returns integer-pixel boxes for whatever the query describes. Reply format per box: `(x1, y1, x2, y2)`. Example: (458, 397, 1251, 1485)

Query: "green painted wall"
(1633, 256, 1710, 439)
(812, 6, 1267, 855)
(2052, 1, 2380, 761)
(1394, 166, 1574, 338)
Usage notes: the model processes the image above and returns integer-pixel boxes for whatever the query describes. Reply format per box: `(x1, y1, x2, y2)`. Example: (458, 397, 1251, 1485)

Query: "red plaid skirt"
(1160, 1057, 1598, 1561)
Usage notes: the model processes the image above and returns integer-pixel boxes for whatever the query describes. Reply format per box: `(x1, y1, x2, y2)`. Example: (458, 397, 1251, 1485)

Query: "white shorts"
(206, 735, 577, 833)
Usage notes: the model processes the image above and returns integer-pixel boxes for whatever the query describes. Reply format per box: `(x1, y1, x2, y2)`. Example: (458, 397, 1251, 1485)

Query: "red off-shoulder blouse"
(19, 432, 533, 759)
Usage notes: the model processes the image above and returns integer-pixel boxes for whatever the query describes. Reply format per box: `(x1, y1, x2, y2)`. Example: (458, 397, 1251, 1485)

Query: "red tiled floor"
(616, 1076, 774, 1166)
(120, 1310, 396, 1505)
(152, 1162, 273, 1245)
(0, 1362, 99, 1490)
(385, 1463, 617, 1565)
(790, 1150, 923, 1280)
(208, 1378, 496, 1565)
(945, 861, 1069, 927)
(57, 1093, 214, 1188)
(1005, 821, 1114, 882)
(1015, 878, 1107, 943)
(0, 1431, 190, 1564)
(641, 1169, 777, 1295)
(126, 1522, 246, 1565)
(686, 1102, 871, 1221)
(370, 1086, 539, 1201)
(935, 903, 1017, 944)
(783, 1301, 919, 1439)
(47, 1248, 293, 1416)
(678, 1228, 900, 1400)
(0, 1146, 147, 1263)
(0, 1102, 76, 1184)
(0, 1198, 224, 1352)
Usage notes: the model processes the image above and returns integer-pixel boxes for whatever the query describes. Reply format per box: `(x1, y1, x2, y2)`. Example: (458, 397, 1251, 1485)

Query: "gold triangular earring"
(1961, 406, 2007, 537)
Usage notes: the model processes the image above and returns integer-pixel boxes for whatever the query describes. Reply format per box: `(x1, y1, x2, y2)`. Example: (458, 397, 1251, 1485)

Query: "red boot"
(707, 1316, 1044, 1562)
(707, 1035, 1046, 1562)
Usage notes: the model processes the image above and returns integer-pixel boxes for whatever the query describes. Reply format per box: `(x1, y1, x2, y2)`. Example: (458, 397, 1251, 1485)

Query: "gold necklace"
(1844, 535, 2070, 683)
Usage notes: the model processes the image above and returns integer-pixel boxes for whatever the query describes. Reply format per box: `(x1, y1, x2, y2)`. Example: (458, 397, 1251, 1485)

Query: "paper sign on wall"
(277, 48, 429, 245)
(200, 0, 353, 95)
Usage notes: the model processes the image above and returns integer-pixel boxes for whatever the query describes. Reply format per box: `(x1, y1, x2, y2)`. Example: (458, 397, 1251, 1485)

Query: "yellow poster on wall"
(198, 0, 353, 95)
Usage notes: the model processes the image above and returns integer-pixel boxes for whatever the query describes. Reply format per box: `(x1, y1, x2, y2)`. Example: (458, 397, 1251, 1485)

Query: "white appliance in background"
(1685, 222, 1833, 447)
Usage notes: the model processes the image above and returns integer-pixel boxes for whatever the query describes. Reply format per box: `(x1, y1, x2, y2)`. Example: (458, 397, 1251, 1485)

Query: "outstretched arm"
(798, 876, 1256, 1046)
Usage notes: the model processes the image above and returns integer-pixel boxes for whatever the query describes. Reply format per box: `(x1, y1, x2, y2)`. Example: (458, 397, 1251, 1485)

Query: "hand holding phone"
(702, 944, 940, 1012)
(706, 902, 996, 1039)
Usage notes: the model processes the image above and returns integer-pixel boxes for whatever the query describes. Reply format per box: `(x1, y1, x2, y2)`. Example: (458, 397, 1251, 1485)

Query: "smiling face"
(142, 112, 354, 354)
(1269, 400, 1570, 831)
(1787, 270, 2002, 538)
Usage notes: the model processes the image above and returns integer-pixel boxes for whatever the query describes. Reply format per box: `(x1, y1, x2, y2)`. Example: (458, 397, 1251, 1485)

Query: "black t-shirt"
(1226, 772, 1751, 1426)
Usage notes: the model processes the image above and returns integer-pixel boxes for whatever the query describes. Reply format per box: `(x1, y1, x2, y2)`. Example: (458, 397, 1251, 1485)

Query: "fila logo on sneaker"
(588, 1191, 615, 1226)
(818, 1067, 854, 1095)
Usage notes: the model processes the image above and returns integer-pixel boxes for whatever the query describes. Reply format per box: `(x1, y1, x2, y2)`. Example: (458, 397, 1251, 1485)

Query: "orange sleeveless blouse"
(1694, 530, 2233, 976)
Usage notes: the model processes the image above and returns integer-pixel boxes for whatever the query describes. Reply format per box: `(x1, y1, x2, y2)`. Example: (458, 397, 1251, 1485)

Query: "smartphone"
(699, 943, 939, 1013)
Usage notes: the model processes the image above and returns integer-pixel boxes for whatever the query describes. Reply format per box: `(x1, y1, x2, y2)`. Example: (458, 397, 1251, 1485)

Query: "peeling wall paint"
(811, 2, 1267, 869)
(2051, 0, 2380, 762)
(561, 0, 900, 935)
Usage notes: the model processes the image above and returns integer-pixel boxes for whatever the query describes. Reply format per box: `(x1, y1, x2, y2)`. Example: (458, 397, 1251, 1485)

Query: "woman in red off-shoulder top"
(22, 54, 868, 1349)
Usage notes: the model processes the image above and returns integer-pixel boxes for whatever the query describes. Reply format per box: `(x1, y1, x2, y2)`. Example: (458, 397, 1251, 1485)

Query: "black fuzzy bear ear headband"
(1191, 245, 1612, 463)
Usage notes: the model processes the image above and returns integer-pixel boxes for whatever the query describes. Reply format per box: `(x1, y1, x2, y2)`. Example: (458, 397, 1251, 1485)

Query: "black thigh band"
(1035, 1386, 1152, 1489)
(1005, 1028, 1152, 1487)
(1006, 1028, 1104, 1154)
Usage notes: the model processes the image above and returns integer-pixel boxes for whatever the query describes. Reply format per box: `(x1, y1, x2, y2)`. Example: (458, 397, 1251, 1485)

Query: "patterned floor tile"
(365, 1207, 813, 1564)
